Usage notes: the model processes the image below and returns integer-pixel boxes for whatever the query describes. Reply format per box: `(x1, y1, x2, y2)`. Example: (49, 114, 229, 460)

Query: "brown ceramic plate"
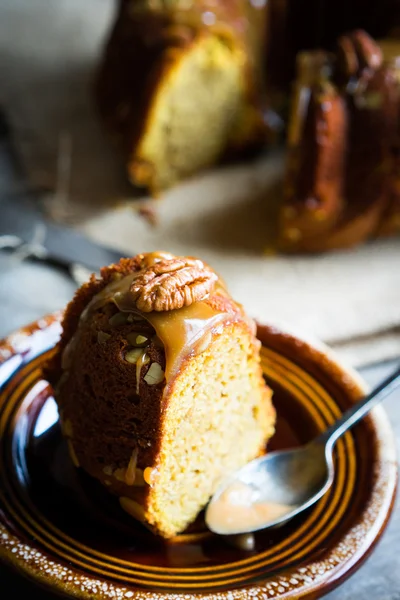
(0, 314, 397, 599)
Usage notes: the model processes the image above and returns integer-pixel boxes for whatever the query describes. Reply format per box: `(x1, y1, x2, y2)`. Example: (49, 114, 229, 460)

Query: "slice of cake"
(94, 1, 267, 194)
(45, 251, 275, 538)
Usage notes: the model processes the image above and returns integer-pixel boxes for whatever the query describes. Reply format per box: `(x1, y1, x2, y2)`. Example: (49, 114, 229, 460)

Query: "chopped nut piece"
(126, 333, 149, 347)
(119, 497, 146, 522)
(109, 312, 128, 326)
(144, 363, 165, 385)
(127, 313, 144, 323)
(125, 348, 144, 364)
(97, 331, 111, 344)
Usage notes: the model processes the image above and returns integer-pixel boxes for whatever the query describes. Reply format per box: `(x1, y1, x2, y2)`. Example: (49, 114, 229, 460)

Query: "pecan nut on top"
(130, 255, 218, 312)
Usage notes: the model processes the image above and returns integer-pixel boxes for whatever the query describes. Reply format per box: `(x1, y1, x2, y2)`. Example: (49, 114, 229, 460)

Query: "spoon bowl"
(206, 440, 334, 535)
(206, 365, 400, 536)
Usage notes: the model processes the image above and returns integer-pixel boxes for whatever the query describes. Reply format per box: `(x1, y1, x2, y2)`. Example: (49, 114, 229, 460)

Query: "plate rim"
(0, 313, 398, 600)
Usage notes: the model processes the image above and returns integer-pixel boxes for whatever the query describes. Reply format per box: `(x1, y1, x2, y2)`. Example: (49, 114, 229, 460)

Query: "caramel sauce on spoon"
(206, 481, 295, 535)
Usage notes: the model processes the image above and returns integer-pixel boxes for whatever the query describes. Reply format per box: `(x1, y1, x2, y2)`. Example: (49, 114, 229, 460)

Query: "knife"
(0, 108, 126, 283)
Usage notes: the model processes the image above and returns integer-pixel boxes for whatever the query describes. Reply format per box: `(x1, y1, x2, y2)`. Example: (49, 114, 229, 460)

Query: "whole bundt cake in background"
(44, 251, 275, 539)
(279, 31, 400, 252)
(94, 0, 400, 252)
(95, 0, 269, 194)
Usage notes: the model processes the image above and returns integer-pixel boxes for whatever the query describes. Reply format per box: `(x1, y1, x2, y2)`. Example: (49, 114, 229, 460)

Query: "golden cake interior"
(94, 1, 266, 195)
(145, 323, 274, 537)
(129, 33, 253, 192)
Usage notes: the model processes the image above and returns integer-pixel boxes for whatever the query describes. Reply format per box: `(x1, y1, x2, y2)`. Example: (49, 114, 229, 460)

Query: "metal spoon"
(205, 365, 400, 536)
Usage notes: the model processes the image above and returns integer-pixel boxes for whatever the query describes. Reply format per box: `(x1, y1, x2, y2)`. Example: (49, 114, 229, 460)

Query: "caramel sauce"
(141, 304, 231, 383)
(81, 253, 239, 386)
(207, 481, 295, 535)
(136, 351, 149, 394)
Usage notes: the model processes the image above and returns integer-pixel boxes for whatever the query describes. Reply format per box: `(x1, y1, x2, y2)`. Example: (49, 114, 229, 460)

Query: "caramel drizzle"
(136, 351, 149, 394)
(81, 258, 239, 388)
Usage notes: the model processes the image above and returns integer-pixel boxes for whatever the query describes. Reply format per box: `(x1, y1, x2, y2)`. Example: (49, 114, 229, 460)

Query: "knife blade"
(0, 195, 125, 273)
(0, 108, 126, 279)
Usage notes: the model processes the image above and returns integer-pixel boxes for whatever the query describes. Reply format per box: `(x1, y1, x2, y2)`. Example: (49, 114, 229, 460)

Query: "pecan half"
(130, 256, 218, 312)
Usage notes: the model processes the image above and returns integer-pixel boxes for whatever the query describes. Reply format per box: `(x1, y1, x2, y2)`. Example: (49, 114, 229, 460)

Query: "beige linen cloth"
(0, 0, 399, 369)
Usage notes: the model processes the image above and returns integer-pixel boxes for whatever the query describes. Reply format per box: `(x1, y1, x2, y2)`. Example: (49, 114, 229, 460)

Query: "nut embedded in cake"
(44, 251, 276, 539)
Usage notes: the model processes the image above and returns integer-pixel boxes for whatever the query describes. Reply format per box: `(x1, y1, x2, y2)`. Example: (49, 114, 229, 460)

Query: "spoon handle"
(318, 364, 400, 448)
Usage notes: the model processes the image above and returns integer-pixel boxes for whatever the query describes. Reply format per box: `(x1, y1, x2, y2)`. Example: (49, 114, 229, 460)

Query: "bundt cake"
(279, 31, 400, 252)
(94, 0, 400, 252)
(45, 251, 275, 538)
(265, 0, 400, 99)
(95, 0, 268, 194)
